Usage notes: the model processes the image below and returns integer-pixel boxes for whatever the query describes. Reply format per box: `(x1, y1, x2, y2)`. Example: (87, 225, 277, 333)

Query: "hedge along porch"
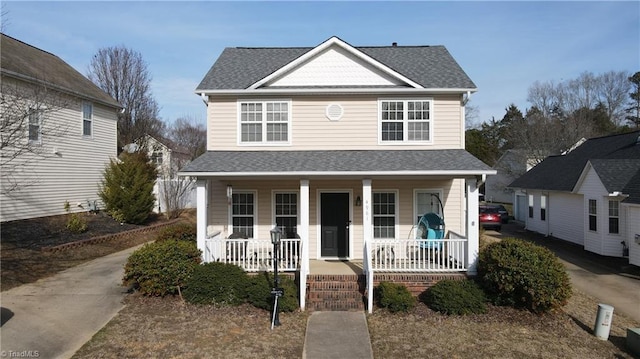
(183, 151, 491, 311)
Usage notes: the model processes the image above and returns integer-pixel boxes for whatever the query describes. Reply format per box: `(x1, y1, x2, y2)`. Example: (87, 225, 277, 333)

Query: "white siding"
(525, 191, 548, 235)
(548, 192, 584, 245)
(1, 98, 117, 222)
(207, 94, 464, 151)
(626, 205, 640, 267)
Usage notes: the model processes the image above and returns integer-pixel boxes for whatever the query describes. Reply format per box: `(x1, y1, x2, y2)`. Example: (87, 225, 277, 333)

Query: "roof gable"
(196, 36, 476, 92)
(0, 34, 120, 108)
(254, 36, 419, 89)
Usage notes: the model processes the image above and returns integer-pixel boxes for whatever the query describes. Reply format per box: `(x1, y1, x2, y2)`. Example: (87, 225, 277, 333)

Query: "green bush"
(183, 262, 249, 305)
(156, 222, 196, 242)
(123, 240, 201, 296)
(99, 151, 157, 225)
(478, 237, 572, 313)
(375, 281, 416, 313)
(245, 272, 298, 312)
(66, 213, 88, 233)
(420, 279, 487, 315)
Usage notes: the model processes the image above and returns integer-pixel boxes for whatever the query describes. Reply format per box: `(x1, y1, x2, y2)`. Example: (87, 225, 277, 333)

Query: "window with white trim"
(373, 192, 396, 239)
(380, 99, 432, 143)
(415, 190, 443, 220)
(588, 199, 597, 232)
(528, 194, 534, 218)
(82, 102, 93, 137)
(275, 192, 298, 239)
(540, 195, 547, 221)
(151, 144, 163, 167)
(232, 192, 255, 238)
(239, 100, 289, 143)
(28, 108, 42, 142)
(608, 200, 619, 234)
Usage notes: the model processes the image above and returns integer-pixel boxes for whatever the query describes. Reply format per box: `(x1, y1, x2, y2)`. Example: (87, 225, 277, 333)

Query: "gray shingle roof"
(509, 131, 640, 201)
(196, 41, 476, 91)
(180, 149, 493, 176)
(1, 34, 120, 108)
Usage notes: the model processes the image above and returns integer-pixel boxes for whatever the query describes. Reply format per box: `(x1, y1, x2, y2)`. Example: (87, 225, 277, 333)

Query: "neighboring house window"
(373, 192, 396, 239)
(540, 195, 547, 221)
(608, 200, 619, 234)
(528, 194, 534, 218)
(379, 99, 432, 143)
(588, 199, 597, 232)
(239, 100, 290, 144)
(415, 190, 442, 220)
(151, 145, 163, 166)
(82, 102, 93, 136)
(275, 192, 298, 238)
(28, 108, 42, 142)
(232, 192, 255, 238)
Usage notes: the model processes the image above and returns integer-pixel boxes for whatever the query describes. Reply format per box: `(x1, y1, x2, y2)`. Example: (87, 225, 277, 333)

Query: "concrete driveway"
(0, 245, 139, 359)
(489, 222, 640, 324)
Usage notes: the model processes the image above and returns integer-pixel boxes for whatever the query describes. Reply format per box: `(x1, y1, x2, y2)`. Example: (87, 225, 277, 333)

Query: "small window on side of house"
(608, 200, 619, 234)
(588, 199, 597, 232)
(528, 194, 534, 218)
(82, 102, 93, 137)
(28, 108, 42, 142)
(540, 195, 547, 221)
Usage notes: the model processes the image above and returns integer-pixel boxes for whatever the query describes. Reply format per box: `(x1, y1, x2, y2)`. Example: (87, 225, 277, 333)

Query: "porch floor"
(309, 260, 363, 275)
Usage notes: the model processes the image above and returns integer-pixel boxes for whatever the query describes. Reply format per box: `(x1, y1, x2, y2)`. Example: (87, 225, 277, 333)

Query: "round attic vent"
(326, 103, 344, 121)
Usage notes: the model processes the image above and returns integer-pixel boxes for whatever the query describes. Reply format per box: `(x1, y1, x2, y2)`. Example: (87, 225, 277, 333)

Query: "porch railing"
(369, 231, 467, 272)
(203, 235, 301, 272)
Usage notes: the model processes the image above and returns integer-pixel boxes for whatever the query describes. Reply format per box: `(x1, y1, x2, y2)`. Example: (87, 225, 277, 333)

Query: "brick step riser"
(306, 277, 366, 311)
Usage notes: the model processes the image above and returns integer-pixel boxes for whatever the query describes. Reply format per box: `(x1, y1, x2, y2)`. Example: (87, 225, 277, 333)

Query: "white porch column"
(196, 179, 208, 262)
(362, 179, 372, 244)
(466, 178, 480, 275)
(299, 179, 310, 310)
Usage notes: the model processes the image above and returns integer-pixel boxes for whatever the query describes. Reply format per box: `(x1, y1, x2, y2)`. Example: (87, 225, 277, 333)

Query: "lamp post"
(270, 227, 283, 329)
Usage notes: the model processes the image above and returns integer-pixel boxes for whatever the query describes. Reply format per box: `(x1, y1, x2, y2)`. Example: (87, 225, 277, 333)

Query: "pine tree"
(626, 71, 640, 128)
(99, 151, 157, 224)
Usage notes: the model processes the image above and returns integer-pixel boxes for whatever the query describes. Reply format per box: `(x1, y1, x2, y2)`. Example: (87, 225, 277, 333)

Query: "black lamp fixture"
(269, 227, 282, 328)
(355, 195, 362, 207)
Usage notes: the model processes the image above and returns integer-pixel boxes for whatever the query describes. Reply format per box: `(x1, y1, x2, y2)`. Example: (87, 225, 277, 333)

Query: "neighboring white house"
(180, 36, 495, 310)
(485, 150, 535, 206)
(0, 34, 120, 222)
(510, 131, 640, 266)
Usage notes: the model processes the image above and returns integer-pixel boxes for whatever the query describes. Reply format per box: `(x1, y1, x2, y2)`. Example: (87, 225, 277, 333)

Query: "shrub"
(478, 237, 572, 313)
(375, 281, 416, 313)
(66, 213, 88, 233)
(156, 222, 196, 242)
(183, 262, 249, 305)
(245, 272, 298, 312)
(420, 279, 487, 315)
(123, 240, 201, 296)
(99, 151, 157, 225)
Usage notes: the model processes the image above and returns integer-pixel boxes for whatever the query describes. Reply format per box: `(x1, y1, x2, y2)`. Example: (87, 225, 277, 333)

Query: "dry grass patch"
(72, 295, 309, 359)
(368, 289, 637, 358)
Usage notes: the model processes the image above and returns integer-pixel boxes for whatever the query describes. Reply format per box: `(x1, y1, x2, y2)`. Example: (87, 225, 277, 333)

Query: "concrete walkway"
(0, 245, 139, 359)
(303, 311, 373, 359)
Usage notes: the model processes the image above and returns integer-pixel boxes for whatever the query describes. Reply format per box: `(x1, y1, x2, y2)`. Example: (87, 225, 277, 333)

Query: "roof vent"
(392, 42, 398, 47)
(326, 103, 344, 121)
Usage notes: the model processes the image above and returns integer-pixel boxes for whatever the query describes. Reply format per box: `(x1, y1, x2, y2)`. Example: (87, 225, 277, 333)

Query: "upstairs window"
(380, 99, 432, 143)
(608, 200, 619, 234)
(28, 108, 42, 142)
(239, 100, 290, 144)
(151, 145, 163, 167)
(82, 102, 93, 137)
(588, 199, 597, 232)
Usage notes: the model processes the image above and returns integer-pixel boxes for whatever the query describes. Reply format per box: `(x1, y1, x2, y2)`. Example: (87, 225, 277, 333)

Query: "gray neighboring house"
(180, 36, 495, 311)
(1, 34, 120, 222)
(509, 131, 640, 266)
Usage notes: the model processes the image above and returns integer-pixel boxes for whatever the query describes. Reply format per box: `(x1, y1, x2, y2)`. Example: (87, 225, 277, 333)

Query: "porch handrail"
(204, 236, 301, 273)
(369, 235, 467, 272)
(363, 239, 374, 313)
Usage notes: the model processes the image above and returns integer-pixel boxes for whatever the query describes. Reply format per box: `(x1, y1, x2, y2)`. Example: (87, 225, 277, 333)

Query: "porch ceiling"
(179, 149, 495, 178)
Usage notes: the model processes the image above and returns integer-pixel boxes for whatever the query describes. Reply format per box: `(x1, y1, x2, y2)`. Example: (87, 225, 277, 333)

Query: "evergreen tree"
(99, 151, 157, 224)
(626, 71, 640, 128)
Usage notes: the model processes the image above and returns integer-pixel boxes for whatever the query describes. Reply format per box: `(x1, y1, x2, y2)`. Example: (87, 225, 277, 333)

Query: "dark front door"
(320, 192, 350, 257)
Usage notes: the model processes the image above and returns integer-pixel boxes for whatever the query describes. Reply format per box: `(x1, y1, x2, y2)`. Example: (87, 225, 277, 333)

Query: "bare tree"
(158, 163, 195, 219)
(1, 3, 9, 33)
(599, 71, 632, 127)
(170, 115, 206, 160)
(87, 46, 163, 150)
(1, 78, 70, 195)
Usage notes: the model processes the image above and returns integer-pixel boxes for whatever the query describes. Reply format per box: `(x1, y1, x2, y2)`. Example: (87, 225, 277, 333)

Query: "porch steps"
(306, 274, 366, 311)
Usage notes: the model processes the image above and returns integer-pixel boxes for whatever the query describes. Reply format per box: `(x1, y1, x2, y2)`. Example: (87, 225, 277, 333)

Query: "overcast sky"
(3, 1, 639, 127)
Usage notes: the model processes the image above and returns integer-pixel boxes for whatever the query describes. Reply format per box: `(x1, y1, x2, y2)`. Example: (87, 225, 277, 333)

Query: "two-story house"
(180, 37, 495, 311)
(1, 34, 120, 222)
